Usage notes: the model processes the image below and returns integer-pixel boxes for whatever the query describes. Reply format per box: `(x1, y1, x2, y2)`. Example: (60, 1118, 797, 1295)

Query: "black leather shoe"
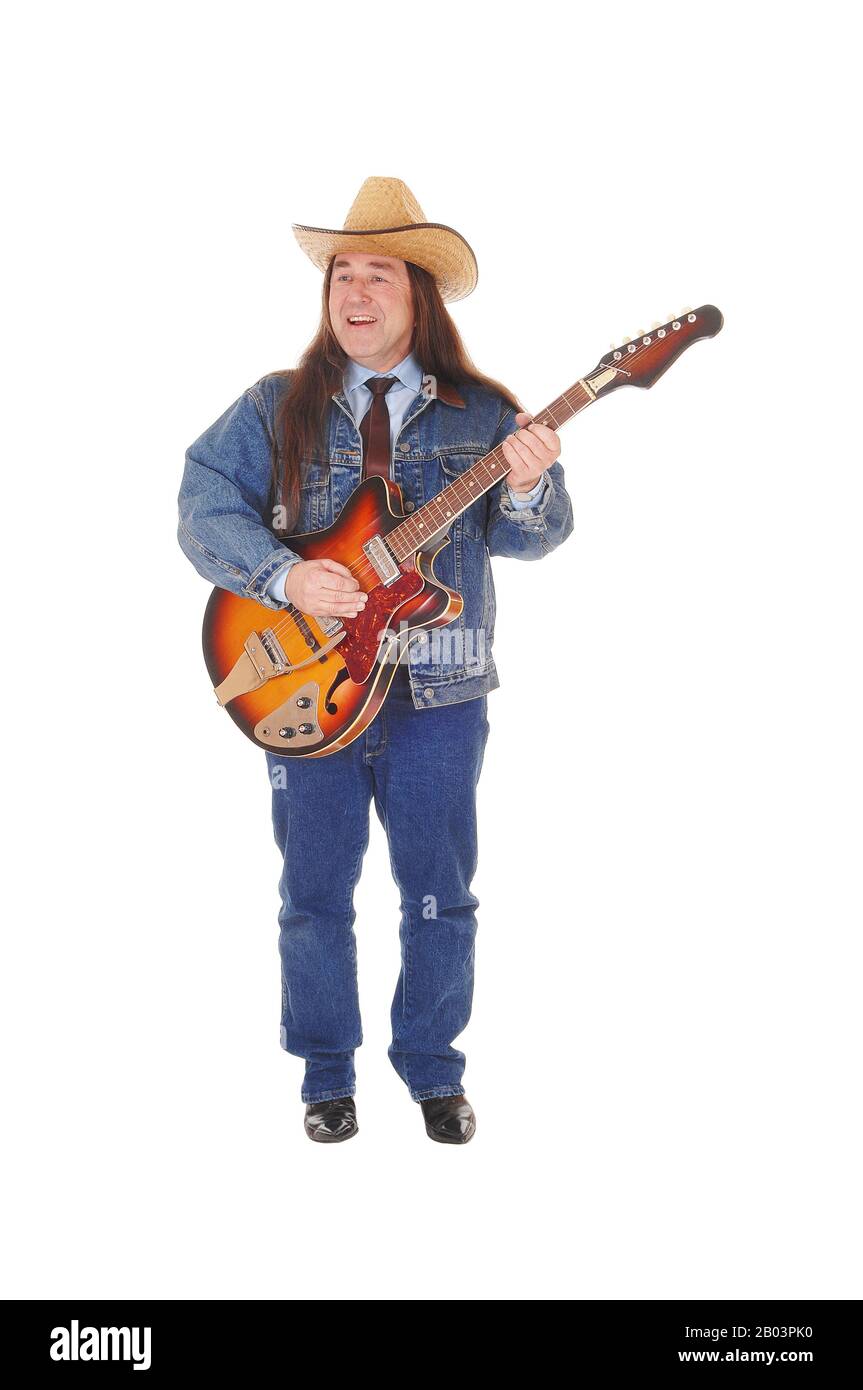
(304, 1096, 358, 1143)
(420, 1094, 476, 1144)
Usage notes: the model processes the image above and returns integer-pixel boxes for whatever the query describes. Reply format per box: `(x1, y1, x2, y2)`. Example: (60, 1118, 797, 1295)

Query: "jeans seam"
(364, 735, 387, 761)
(302, 1087, 356, 1104)
(412, 1086, 466, 1102)
(392, 904, 415, 1093)
(336, 824, 370, 1057)
(375, 785, 415, 1096)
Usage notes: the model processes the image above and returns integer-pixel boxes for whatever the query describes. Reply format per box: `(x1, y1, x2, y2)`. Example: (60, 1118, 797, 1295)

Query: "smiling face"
(328, 252, 415, 372)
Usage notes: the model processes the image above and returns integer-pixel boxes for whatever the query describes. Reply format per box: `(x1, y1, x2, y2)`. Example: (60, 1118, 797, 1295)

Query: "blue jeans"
(265, 662, 491, 1104)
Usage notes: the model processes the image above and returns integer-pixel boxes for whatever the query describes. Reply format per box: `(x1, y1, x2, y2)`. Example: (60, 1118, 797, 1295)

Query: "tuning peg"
(637, 329, 645, 336)
(622, 336, 631, 345)
(651, 320, 661, 329)
(609, 342, 617, 350)
(681, 305, 692, 314)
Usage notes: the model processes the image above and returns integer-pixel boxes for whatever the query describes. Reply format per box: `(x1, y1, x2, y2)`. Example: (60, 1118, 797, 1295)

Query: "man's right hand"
(284, 558, 369, 618)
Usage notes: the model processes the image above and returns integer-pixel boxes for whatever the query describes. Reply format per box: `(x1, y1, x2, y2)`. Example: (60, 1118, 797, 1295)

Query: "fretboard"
(387, 378, 595, 561)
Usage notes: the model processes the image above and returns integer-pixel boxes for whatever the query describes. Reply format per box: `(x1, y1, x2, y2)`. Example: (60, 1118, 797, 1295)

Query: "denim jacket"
(178, 369, 575, 708)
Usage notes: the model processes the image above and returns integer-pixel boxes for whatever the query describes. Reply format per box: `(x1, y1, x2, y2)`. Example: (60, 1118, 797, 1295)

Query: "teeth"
(349, 316, 376, 323)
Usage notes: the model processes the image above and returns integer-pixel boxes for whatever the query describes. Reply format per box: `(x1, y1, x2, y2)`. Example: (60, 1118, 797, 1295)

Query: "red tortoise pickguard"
(339, 563, 424, 683)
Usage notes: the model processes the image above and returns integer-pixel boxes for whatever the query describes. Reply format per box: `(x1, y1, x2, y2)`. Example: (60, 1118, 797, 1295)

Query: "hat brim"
(291, 221, 478, 303)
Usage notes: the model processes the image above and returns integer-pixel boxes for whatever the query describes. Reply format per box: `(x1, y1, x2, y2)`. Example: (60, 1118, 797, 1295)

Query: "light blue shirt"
(268, 350, 548, 601)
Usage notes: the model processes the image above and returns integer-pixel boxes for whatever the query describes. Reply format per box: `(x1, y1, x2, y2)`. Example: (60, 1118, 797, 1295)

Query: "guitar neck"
(387, 379, 596, 562)
(386, 305, 724, 562)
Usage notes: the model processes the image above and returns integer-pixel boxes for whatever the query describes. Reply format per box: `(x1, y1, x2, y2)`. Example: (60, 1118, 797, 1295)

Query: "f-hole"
(324, 667, 350, 714)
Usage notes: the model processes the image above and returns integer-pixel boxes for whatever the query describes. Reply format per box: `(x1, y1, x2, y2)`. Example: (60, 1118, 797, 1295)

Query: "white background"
(2, 0, 860, 1301)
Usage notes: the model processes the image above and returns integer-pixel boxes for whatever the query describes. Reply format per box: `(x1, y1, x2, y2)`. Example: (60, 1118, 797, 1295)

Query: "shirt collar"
(343, 350, 424, 397)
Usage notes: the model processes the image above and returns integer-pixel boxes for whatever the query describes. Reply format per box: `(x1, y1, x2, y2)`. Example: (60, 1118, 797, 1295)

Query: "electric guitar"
(202, 305, 724, 756)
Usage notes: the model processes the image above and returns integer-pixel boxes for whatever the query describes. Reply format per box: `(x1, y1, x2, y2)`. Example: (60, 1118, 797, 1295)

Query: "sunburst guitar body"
(203, 475, 461, 757)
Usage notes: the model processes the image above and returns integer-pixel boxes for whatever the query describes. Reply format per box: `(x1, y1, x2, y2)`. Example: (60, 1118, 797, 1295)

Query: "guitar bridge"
(214, 628, 287, 706)
(363, 534, 400, 585)
(260, 627, 288, 670)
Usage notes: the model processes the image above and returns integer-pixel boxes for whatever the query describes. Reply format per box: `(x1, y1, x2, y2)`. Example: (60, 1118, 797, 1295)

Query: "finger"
(527, 421, 559, 448)
(317, 558, 359, 585)
(503, 432, 541, 467)
(317, 572, 361, 592)
(512, 429, 550, 466)
(318, 579, 367, 599)
(515, 410, 558, 451)
(319, 588, 365, 608)
(503, 441, 543, 484)
(518, 431, 547, 464)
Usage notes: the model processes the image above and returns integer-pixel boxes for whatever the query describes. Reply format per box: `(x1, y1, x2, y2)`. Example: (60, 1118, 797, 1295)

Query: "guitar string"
(265, 360, 621, 648)
(264, 325, 683, 648)
(265, 373, 612, 647)
(264, 432, 535, 648)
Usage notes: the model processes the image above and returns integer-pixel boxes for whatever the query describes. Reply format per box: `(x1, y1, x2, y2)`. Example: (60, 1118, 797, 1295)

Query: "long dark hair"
(269, 256, 523, 534)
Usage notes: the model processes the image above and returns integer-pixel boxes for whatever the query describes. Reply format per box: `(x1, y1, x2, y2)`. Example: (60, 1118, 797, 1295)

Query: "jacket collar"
(343, 349, 422, 397)
(420, 372, 466, 409)
(341, 350, 465, 410)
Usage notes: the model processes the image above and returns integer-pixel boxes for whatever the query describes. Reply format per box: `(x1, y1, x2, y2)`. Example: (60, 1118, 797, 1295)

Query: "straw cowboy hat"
(291, 176, 479, 303)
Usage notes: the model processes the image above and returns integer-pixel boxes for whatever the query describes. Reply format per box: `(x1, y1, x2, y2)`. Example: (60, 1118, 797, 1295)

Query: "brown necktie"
(359, 375, 397, 481)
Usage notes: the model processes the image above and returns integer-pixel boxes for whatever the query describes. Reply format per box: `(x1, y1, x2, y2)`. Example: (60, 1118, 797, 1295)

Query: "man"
(178, 177, 574, 1144)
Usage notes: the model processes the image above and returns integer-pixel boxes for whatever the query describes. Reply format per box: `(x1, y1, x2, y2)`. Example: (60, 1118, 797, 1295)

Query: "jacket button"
(424, 687, 435, 699)
(404, 501, 415, 511)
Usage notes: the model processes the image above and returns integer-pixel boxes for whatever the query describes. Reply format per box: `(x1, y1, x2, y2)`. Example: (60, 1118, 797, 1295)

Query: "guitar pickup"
(363, 534, 400, 585)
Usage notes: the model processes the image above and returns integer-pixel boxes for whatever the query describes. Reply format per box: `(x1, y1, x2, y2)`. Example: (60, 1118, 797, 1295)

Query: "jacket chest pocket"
(438, 454, 488, 541)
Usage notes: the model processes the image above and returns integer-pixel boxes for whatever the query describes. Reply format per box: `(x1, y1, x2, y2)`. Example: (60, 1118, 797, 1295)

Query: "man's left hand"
(501, 411, 561, 492)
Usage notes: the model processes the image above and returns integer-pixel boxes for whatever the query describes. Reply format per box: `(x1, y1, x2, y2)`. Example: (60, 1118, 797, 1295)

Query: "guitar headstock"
(583, 305, 724, 398)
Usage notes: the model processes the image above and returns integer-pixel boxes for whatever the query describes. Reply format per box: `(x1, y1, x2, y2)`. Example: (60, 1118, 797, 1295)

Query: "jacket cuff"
(246, 549, 302, 609)
(498, 471, 555, 528)
(507, 472, 549, 509)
